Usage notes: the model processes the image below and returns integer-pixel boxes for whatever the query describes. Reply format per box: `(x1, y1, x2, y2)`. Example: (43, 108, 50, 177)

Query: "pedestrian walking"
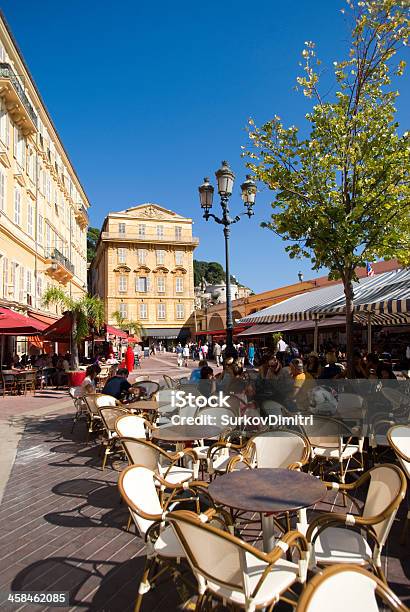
(237, 342, 245, 367)
(202, 342, 209, 360)
(276, 335, 289, 364)
(213, 341, 222, 367)
(176, 342, 183, 367)
(182, 344, 190, 367)
(247, 342, 255, 367)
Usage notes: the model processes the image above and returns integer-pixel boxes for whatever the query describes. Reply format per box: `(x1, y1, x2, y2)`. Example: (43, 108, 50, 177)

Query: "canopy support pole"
(313, 319, 319, 353)
(367, 312, 372, 354)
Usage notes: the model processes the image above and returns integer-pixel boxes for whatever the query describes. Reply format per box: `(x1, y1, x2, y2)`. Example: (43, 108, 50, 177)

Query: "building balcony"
(0, 63, 37, 135)
(45, 248, 74, 283)
(75, 203, 88, 229)
(101, 231, 199, 246)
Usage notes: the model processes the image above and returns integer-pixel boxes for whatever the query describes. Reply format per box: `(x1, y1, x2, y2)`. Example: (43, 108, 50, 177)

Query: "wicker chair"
(115, 420, 199, 486)
(69, 386, 88, 433)
(84, 394, 117, 443)
(1, 373, 16, 396)
(131, 380, 160, 399)
(296, 564, 407, 612)
(387, 424, 410, 543)
(98, 407, 132, 469)
(306, 463, 407, 581)
(302, 415, 364, 482)
(168, 509, 309, 611)
(230, 429, 311, 471)
(118, 465, 220, 612)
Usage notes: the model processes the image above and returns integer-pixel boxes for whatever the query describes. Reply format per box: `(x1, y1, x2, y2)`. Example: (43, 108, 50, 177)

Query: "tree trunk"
(344, 278, 354, 378)
(71, 312, 80, 370)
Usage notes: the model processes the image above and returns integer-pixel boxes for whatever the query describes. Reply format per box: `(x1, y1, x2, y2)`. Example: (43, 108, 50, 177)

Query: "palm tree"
(111, 310, 145, 337)
(42, 287, 104, 369)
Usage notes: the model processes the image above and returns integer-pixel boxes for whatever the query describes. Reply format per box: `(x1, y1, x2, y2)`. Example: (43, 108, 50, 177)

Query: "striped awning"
(239, 268, 410, 325)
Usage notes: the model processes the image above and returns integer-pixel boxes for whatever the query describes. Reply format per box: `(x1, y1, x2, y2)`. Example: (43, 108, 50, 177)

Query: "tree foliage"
(42, 287, 104, 369)
(243, 0, 410, 373)
(87, 227, 100, 263)
(111, 310, 145, 337)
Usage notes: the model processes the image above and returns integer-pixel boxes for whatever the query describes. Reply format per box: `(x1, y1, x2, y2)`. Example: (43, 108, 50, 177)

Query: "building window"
(157, 277, 165, 293)
(0, 98, 10, 146)
(26, 269, 32, 305)
(156, 249, 165, 265)
(176, 303, 185, 319)
(175, 250, 183, 266)
(119, 275, 127, 293)
(27, 201, 34, 236)
(157, 303, 166, 319)
(175, 226, 182, 240)
(176, 277, 184, 293)
(37, 215, 43, 244)
(14, 186, 21, 225)
(2, 256, 8, 299)
(138, 224, 146, 237)
(46, 223, 51, 251)
(36, 274, 43, 300)
(0, 168, 5, 211)
(139, 303, 147, 319)
(137, 276, 148, 292)
(119, 222, 126, 234)
(157, 225, 164, 239)
(118, 248, 126, 263)
(14, 126, 25, 168)
(138, 249, 147, 264)
(119, 303, 127, 318)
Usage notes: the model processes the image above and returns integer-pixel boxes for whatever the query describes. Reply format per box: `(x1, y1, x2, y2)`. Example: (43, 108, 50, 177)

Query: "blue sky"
(3, 1, 409, 293)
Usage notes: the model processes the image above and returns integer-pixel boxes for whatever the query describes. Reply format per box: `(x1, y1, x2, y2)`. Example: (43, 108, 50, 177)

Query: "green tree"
(87, 227, 100, 262)
(206, 261, 226, 284)
(111, 310, 145, 337)
(244, 0, 410, 375)
(42, 288, 104, 369)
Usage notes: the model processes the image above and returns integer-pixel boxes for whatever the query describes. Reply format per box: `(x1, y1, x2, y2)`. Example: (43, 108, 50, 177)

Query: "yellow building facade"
(90, 204, 198, 343)
(0, 12, 89, 322)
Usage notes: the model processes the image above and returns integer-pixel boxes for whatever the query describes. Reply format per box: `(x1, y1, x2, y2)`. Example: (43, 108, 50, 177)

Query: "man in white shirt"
(276, 336, 289, 364)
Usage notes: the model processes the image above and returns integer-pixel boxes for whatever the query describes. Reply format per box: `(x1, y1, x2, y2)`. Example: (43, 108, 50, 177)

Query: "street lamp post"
(198, 161, 257, 356)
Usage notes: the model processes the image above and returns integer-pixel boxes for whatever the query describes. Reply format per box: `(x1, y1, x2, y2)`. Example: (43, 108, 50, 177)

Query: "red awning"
(194, 325, 249, 337)
(0, 307, 48, 335)
(105, 324, 128, 339)
(42, 313, 73, 341)
(27, 310, 59, 326)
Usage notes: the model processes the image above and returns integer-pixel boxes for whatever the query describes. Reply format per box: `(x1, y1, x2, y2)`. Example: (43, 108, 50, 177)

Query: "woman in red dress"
(125, 345, 134, 373)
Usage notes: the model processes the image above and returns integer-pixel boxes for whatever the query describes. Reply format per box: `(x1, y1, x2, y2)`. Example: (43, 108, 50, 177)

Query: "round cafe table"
(208, 468, 327, 552)
(152, 424, 223, 443)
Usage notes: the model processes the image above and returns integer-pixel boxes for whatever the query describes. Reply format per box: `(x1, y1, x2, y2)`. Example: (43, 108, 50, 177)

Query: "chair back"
(168, 510, 257, 597)
(163, 374, 178, 389)
(117, 437, 159, 470)
(69, 386, 83, 400)
(90, 393, 117, 412)
(295, 564, 406, 612)
(99, 407, 130, 433)
(249, 430, 309, 468)
(118, 465, 162, 537)
(157, 389, 176, 406)
(302, 415, 351, 448)
(133, 380, 160, 399)
(388, 425, 410, 479)
(115, 414, 148, 439)
(362, 464, 407, 545)
(262, 400, 285, 418)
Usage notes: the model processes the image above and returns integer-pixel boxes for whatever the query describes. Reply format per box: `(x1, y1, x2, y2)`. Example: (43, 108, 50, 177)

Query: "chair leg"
(134, 559, 152, 612)
(102, 445, 110, 471)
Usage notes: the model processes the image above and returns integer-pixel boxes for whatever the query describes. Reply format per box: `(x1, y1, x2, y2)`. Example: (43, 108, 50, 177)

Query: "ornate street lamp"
(198, 161, 257, 356)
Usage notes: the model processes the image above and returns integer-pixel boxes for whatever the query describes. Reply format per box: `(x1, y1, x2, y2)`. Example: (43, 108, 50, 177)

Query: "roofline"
(0, 9, 90, 207)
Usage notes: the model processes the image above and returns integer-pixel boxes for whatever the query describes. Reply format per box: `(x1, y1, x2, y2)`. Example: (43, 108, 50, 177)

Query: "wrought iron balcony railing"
(0, 63, 37, 127)
(46, 248, 75, 274)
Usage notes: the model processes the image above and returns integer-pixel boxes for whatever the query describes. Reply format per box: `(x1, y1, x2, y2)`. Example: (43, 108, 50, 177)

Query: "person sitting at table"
(198, 365, 216, 397)
(80, 365, 99, 396)
(190, 359, 208, 382)
(55, 353, 70, 389)
(102, 367, 131, 400)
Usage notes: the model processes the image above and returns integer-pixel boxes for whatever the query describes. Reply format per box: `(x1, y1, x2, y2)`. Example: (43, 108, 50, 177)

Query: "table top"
(208, 468, 327, 513)
(152, 424, 222, 442)
(125, 400, 159, 412)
